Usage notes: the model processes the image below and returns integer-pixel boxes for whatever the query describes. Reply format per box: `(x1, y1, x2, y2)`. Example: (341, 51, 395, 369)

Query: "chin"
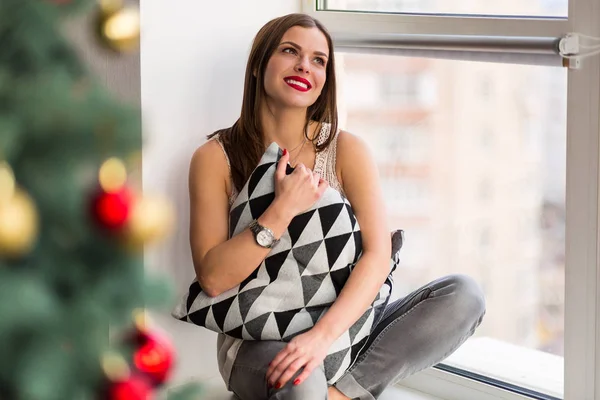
(288, 100, 317, 109)
(282, 94, 319, 109)
(266, 88, 319, 109)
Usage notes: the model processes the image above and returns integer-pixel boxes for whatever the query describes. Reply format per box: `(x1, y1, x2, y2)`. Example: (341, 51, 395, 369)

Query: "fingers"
(293, 164, 319, 184)
(290, 360, 318, 386)
(274, 356, 309, 388)
(266, 348, 288, 379)
(275, 148, 290, 180)
(265, 344, 291, 385)
(277, 161, 327, 214)
(312, 171, 321, 186)
(317, 177, 329, 196)
(266, 342, 305, 389)
(291, 164, 313, 185)
(293, 163, 307, 176)
(270, 340, 299, 371)
(267, 352, 305, 388)
(288, 163, 318, 181)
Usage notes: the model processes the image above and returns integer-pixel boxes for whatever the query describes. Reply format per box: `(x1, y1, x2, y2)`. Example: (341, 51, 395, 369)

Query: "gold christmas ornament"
(0, 162, 16, 204)
(97, 0, 140, 53)
(99, 157, 127, 192)
(132, 308, 151, 332)
(124, 195, 175, 247)
(0, 188, 39, 258)
(101, 351, 131, 382)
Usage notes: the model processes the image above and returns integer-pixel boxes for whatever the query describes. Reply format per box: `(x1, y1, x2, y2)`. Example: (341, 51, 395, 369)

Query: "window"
(380, 73, 436, 106)
(341, 70, 436, 108)
(354, 125, 431, 165)
(381, 74, 418, 104)
(382, 178, 431, 215)
(479, 126, 494, 151)
(477, 178, 492, 203)
(344, 56, 566, 396)
(479, 74, 493, 100)
(305, 0, 600, 399)
(340, 57, 565, 391)
(478, 225, 492, 249)
(320, 0, 568, 17)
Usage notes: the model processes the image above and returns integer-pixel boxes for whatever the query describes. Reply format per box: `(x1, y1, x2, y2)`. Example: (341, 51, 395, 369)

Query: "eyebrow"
(279, 41, 329, 58)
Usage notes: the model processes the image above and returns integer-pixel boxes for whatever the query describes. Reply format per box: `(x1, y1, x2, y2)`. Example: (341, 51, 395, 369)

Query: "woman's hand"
(272, 149, 328, 220)
(265, 328, 334, 389)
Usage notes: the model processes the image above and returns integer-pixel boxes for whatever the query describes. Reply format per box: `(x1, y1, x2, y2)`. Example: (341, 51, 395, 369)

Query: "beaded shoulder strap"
(314, 124, 344, 195)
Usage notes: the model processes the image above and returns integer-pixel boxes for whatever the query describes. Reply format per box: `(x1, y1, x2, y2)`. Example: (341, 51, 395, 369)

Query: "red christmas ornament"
(91, 186, 134, 230)
(107, 374, 154, 400)
(132, 330, 175, 386)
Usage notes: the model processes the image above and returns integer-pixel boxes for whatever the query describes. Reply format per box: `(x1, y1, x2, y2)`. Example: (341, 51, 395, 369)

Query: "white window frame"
(302, 1, 600, 399)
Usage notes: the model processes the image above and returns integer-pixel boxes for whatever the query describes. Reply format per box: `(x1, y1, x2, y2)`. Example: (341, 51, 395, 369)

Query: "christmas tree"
(0, 0, 201, 398)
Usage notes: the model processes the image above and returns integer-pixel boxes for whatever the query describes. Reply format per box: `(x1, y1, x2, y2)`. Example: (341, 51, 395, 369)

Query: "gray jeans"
(228, 274, 486, 400)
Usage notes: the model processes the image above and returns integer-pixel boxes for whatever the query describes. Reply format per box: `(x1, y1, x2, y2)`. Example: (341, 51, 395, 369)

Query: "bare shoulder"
(189, 136, 230, 195)
(335, 130, 376, 185)
(191, 137, 226, 170)
(336, 129, 370, 157)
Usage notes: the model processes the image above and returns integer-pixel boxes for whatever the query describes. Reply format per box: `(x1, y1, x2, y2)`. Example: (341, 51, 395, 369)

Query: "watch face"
(257, 230, 272, 247)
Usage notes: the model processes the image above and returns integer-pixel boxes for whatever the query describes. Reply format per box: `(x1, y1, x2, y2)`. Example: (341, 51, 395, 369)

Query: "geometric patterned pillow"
(172, 142, 401, 384)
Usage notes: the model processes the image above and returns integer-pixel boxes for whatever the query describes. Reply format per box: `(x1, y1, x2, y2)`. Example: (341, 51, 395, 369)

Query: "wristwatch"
(249, 219, 280, 249)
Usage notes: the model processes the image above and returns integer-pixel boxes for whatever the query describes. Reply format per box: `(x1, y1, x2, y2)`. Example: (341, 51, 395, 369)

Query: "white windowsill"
(381, 386, 443, 400)
(446, 337, 563, 396)
(398, 336, 563, 399)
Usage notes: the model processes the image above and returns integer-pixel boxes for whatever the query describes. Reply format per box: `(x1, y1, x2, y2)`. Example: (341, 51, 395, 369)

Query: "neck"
(259, 100, 312, 150)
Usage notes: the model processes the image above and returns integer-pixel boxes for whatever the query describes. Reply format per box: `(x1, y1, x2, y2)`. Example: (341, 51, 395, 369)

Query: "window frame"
(304, 2, 569, 37)
(302, 0, 600, 399)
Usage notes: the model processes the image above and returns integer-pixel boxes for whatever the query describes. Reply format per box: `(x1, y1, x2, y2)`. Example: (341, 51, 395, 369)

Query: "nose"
(294, 56, 311, 74)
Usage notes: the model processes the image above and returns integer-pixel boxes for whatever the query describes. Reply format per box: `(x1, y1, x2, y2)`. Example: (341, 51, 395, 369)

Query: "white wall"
(140, 0, 300, 386)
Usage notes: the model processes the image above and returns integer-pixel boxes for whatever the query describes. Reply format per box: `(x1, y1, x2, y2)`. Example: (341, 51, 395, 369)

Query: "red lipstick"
(284, 76, 312, 92)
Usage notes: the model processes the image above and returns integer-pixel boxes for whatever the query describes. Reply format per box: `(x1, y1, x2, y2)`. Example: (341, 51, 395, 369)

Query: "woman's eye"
(315, 57, 325, 65)
(283, 47, 297, 55)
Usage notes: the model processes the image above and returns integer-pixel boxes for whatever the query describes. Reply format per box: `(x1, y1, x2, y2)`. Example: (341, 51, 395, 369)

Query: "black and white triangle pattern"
(172, 142, 402, 384)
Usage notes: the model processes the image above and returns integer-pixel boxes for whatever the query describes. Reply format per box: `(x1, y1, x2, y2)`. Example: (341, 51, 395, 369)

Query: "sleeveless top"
(212, 123, 344, 387)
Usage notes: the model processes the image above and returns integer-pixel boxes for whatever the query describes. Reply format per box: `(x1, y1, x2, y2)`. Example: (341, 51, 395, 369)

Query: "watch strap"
(249, 220, 279, 248)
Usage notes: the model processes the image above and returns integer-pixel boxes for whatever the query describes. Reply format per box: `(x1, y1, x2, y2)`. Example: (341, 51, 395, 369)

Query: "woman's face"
(262, 26, 329, 110)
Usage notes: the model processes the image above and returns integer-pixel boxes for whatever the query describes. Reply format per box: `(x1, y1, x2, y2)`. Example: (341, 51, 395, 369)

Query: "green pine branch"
(0, 1, 202, 398)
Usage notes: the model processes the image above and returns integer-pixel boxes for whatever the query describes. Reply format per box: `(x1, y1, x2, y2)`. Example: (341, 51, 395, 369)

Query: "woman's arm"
(189, 142, 326, 297)
(311, 130, 392, 341)
(189, 140, 288, 297)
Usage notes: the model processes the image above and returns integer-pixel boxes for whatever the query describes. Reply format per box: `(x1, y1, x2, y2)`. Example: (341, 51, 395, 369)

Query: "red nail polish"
(293, 379, 300, 385)
(275, 382, 282, 389)
(283, 148, 288, 156)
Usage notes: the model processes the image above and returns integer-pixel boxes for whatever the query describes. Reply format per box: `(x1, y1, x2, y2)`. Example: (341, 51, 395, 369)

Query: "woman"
(189, 13, 485, 400)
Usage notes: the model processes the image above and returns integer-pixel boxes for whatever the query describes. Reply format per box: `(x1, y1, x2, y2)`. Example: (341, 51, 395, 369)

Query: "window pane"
(336, 52, 566, 397)
(321, 0, 567, 18)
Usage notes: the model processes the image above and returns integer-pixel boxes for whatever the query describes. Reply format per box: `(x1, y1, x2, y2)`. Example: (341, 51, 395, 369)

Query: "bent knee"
(446, 274, 486, 322)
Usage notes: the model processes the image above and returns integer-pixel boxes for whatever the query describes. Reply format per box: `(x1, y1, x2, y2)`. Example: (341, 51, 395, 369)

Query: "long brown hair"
(209, 13, 338, 193)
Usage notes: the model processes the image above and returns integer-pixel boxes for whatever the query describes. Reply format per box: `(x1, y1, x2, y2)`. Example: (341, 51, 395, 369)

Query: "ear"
(253, 68, 258, 78)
